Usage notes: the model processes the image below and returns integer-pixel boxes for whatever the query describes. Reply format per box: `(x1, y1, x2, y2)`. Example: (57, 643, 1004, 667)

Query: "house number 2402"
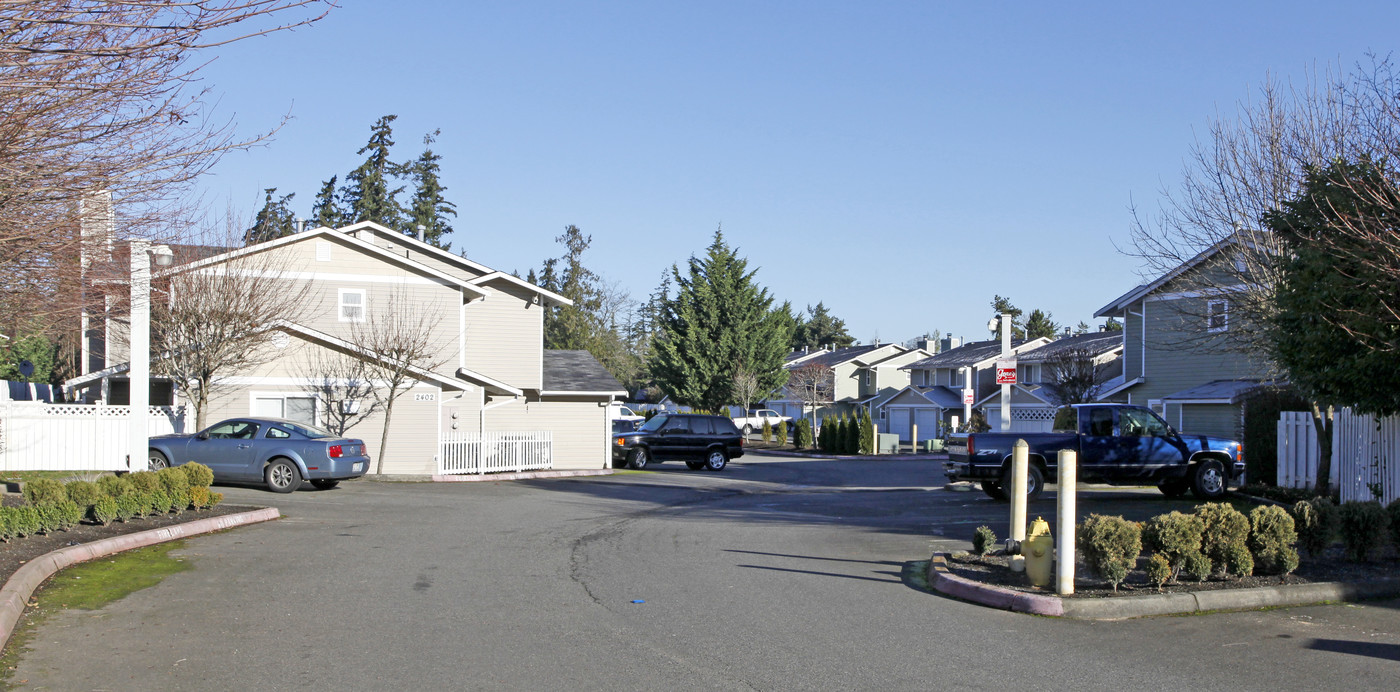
(414, 393, 436, 402)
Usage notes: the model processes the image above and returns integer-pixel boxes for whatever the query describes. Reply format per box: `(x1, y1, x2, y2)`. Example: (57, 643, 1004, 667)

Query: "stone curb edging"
(430, 469, 617, 482)
(926, 552, 1400, 620)
(0, 507, 281, 650)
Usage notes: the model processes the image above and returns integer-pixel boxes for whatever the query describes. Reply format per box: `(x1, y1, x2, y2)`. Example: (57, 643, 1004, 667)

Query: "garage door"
(914, 408, 941, 440)
(885, 408, 911, 441)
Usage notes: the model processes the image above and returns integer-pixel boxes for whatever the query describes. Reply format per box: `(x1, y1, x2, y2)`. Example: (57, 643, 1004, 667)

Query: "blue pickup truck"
(944, 403, 1244, 501)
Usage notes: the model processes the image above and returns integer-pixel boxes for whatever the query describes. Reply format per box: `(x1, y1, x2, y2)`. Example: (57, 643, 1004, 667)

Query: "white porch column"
(128, 240, 150, 472)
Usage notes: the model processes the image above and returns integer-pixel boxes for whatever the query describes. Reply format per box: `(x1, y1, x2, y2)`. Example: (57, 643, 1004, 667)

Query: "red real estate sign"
(995, 359, 1017, 385)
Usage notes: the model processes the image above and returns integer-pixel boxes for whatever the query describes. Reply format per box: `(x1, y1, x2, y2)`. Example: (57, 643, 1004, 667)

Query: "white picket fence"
(1277, 408, 1399, 504)
(0, 402, 186, 471)
(438, 431, 552, 475)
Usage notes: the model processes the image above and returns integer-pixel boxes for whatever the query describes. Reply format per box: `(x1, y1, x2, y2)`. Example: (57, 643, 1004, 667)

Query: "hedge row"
(2, 463, 224, 541)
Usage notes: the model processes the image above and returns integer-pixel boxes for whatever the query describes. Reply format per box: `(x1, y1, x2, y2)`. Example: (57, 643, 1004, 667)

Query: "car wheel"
(705, 448, 728, 471)
(1190, 459, 1227, 500)
(148, 450, 170, 471)
(980, 480, 1007, 500)
(685, 461, 706, 470)
(1158, 479, 1190, 498)
(627, 447, 650, 470)
(264, 458, 301, 493)
(742, 424, 753, 436)
(311, 479, 339, 490)
(999, 464, 1045, 502)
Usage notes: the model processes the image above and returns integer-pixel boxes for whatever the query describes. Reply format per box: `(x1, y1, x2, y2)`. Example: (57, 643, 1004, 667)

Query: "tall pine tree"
(342, 115, 405, 229)
(245, 188, 298, 245)
(404, 129, 456, 250)
(791, 302, 855, 351)
(649, 229, 794, 411)
(309, 175, 347, 229)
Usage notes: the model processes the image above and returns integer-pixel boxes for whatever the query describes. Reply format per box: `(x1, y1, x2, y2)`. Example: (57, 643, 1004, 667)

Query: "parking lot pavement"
(10, 454, 1400, 691)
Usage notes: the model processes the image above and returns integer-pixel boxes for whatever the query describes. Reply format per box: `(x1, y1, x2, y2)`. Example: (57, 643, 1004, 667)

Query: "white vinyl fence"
(1277, 411, 1330, 489)
(438, 431, 552, 475)
(1332, 408, 1400, 505)
(0, 402, 186, 472)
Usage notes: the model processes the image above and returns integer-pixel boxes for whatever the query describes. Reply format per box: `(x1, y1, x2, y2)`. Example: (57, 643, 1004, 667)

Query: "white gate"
(1276, 411, 1324, 489)
(438, 431, 552, 475)
(0, 402, 186, 471)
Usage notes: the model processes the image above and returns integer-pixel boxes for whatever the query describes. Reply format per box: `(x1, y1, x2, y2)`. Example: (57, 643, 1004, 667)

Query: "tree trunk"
(376, 399, 395, 475)
(1310, 403, 1334, 494)
(194, 379, 210, 431)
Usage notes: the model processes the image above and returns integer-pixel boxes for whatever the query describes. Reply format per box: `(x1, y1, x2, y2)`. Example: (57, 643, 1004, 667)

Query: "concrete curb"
(752, 449, 948, 461)
(0, 507, 280, 650)
(926, 552, 1400, 620)
(430, 469, 617, 482)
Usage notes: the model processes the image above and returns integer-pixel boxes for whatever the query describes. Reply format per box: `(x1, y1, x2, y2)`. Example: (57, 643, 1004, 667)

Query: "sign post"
(998, 314, 1012, 431)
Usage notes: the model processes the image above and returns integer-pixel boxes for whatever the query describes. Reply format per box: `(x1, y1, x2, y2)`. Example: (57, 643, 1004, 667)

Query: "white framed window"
(1207, 299, 1229, 333)
(339, 288, 366, 323)
(252, 394, 317, 426)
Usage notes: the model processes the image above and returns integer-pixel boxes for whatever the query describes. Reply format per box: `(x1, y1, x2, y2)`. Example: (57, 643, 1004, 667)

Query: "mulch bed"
(945, 547, 1400, 599)
(0, 493, 259, 589)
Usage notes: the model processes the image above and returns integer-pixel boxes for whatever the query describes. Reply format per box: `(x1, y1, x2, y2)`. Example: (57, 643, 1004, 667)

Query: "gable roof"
(1160, 379, 1269, 404)
(784, 343, 903, 370)
(542, 350, 626, 395)
(902, 338, 1048, 370)
(160, 224, 490, 301)
(1015, 332, 1124, 364)
(884, 385, 963, 409)
(1095, 235, 1240, 317)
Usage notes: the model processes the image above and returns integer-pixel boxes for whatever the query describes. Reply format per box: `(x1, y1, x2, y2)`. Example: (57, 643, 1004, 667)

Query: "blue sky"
(195, 1, 1400, 345)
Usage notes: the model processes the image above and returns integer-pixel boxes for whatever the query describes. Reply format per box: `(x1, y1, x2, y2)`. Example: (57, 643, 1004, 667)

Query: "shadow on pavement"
(1306, 638, 1400, 662)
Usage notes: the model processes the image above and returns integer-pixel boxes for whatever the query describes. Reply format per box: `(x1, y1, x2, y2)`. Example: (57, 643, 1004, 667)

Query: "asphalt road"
(10, 454, 1399, 690)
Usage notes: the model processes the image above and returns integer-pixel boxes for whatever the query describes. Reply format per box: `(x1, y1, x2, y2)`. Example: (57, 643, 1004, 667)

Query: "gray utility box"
(877, 433, 900, 454)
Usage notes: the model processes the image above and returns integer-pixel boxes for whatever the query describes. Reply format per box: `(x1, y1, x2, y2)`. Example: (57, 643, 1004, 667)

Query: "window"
(339, 288, 366, 323)
(317, 241, 332, 262)
(1119, 408, 1168, 437)
(207, 421, 259, 439)
(1087, 408, 1114, 437)
(1207, 299, 1228, 333)
(253, 395, 317, 427)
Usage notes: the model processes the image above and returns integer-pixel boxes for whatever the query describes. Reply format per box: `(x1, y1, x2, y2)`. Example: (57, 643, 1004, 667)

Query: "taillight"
(967, 437, 974, 455)
(739, 437, 745, 447)
(1236, 442, 1244, 462)
(329, 444, 343, 458)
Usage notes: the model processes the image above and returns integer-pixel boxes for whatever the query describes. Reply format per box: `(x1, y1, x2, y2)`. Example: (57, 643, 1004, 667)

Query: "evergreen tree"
(649, 229, 794, 412)
(342, 114, 405, 229)
(309, 176, 347, 229)
(1024, 309, 1060, 340)
(1104, 317, 1123, 332)
(404, 129, 457, 250)
(1075, 321, 1091, 335)
(792, 302, 855, 351)
(859, 409, 874, 454)
(819, 415, 832, 451)
(244, 188, 298, 245)
(845, 413, 860, 454)
(990, 295, 1026, 340)
(540, 225, 603, 350)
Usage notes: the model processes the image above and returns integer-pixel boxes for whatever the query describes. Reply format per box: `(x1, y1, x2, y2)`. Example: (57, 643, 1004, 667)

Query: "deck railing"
(438, 431, 552, 475)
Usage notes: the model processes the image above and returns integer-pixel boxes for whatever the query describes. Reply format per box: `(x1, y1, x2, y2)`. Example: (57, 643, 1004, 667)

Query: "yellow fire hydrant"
(1023, 517, 1054, 587)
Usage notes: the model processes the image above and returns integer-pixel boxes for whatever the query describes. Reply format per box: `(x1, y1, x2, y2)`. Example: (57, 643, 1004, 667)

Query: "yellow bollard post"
(1057, 448, 1077, 595)
(911, 423, 919, 456)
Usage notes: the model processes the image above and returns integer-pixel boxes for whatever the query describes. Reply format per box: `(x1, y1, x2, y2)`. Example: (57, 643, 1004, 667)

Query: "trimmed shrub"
(148, 490, 171, 516)
(190, 485, 211, 510)
(115, 493, 142, 522)
(1077, 514, 1142, 591)
(776, 420, 788, 445)
(58, 500, 83, 530)
(65, 480, 104, 510)
(1143, 511, 1206, 582)
(1338, 500, 1390, 562)
(843, 413, 859, 454)
(1145, 553, 1172, 592)
(209, 491, 225, 508)
(761, 419, 772, 443)
(11, 506, 41, 538)
(22, 478, 67, 506)
(1387, 499, 1400, 550)
(168, 488, 191, 514)
(157, 467, 191, 497)
(0, 508, 14, 542)
(818, 416, 832, 452)
(1182, 551, 1212, 582)
(972, 525, 997, 556)
(793, 418, 813, 449)
(1249, 505, 1300, 575)
(127, 470, 161, 493)
(1197, 503, 1251, 578)
(859, 409, 874, 455)
(1293, 498, 1339, 557)
(181, 462, 215, 489)
(91, 496, 119, 526)
(97, 474, 134, 498)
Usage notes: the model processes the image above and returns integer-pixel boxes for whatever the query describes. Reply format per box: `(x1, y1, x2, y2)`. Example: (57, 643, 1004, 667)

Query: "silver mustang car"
(148, 418, 371, 493)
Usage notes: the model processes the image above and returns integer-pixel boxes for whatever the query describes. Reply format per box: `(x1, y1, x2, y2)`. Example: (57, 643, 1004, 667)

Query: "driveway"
(11, 454, 1400, 690)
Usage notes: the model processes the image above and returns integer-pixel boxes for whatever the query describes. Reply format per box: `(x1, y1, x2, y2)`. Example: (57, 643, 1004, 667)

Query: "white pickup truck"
(731, 409, 791, 435)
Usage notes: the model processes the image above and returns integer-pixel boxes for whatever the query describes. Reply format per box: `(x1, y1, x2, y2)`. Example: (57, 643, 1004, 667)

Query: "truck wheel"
(627, 447, 650, 470)
(1190, 460, 1227, 499)
(1158, 479, 1189, 498)
(1000, 465, 1045, 502)
(980, 481, 1007, 500)
(742, 424, 753, 436)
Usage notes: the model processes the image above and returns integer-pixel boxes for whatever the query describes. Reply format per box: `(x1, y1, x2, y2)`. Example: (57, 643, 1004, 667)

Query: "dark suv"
(612, 413, 744, 471)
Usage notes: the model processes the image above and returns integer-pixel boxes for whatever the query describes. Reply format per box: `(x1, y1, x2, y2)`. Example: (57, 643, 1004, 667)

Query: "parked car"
(945, 404, 1244, 501)
(610, 404, 645, 424)
(612, 418, 641, 434)
(731, 408, 790, 435)
(148, 417, 371, 493)
(612, 413, 744, 471)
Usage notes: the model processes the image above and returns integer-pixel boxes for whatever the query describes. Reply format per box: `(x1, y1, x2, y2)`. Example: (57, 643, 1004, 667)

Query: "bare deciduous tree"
(347, 290, 446, 474)
(1043, 347, 1110, 406)
(786, 362, 833, 431)
(298, 347, 382, 437)
(0, 1, 330, 367)
(731, 367, 761, 417)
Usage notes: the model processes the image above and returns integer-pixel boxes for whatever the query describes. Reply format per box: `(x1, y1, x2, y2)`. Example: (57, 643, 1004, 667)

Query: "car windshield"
(638, 414, 669, 432)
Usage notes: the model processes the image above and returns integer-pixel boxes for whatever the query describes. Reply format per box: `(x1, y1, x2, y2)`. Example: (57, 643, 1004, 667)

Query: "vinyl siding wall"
(462, 281, 543, 390)
(487, 397, 609, 470)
